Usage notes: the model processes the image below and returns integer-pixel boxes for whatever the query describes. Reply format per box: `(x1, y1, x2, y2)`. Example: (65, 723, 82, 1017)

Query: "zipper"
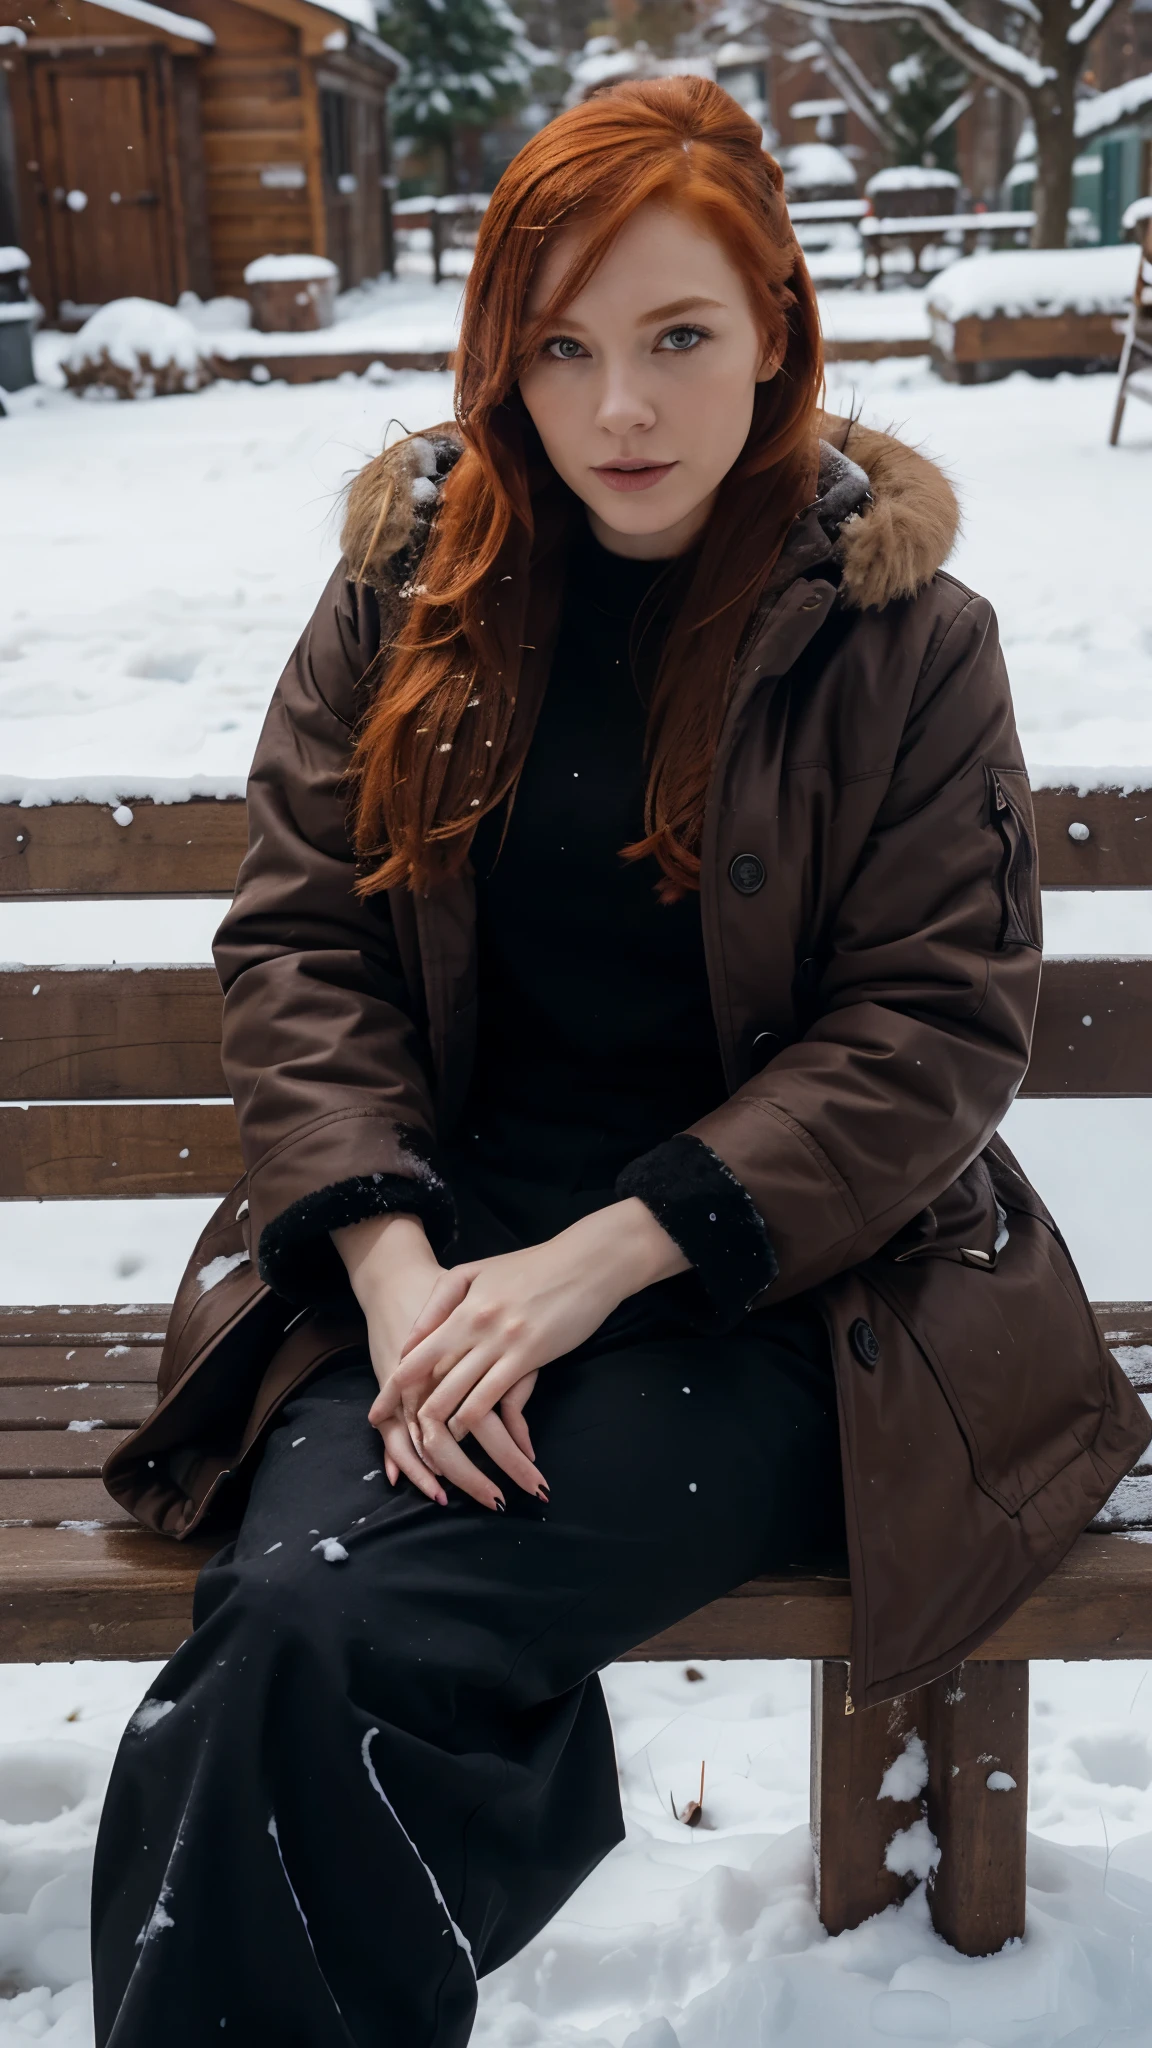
(988, 768, 1040, 950)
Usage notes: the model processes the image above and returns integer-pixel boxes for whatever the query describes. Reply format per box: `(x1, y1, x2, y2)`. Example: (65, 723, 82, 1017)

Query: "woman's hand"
(369, 1198, 688, 1510)
(331, 1211, 553, 1509)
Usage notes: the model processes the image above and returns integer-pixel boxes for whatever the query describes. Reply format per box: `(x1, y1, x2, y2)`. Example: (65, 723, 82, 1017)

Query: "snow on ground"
(1, 1655, 1152, 2044)
(2, 325, 1152, 2044)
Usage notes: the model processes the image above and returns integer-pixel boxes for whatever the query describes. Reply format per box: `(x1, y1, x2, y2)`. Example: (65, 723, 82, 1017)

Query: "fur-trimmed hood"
(340, 412, 959, 613)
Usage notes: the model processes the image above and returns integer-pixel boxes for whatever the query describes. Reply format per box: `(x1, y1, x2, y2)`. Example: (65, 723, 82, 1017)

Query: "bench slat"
(0, 1430, 130, 1477)
(0, 968, 225, 1098)
(0, 1527, 1140, 1663)
(3, 959, 1152, 1121)
(0, 1104, 241, 1197)
(0, 1347, 161, 1385)
(0, 1478, 137, 1526)
(0, 1526, 211, 1660)
(0, 801, 245, 900)
(0, 1386, 157, 1427)
(1, 791, 1150, 901)
(0, 1308, 168, 1343)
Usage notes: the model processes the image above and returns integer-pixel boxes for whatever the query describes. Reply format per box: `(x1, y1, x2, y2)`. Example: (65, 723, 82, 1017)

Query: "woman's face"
(518, 200, 779, 560)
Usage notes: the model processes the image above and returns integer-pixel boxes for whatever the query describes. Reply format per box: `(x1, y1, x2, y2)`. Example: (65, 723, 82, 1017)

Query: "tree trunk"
(1030, 0, 1080, 250)
(1030, 85, 1078, 247)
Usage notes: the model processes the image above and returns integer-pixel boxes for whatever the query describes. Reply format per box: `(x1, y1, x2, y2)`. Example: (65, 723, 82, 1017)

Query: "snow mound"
(63, 299, 210, 400)
(1123, 195, 1152, 234)
(0, 1742, 109, 2005)
(928, 245, 1137, 322)
(243, 254, 338, 285)
(866, 166, 960, 195)
(0, 247, 30, 277)
(780, 142, 857, 191)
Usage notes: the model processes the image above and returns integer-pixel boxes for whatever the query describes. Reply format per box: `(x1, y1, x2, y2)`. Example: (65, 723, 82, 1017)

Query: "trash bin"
(0, 247, 40, 395)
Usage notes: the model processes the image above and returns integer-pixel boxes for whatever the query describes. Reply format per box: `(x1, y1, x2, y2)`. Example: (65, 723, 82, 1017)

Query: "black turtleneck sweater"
(457, 524, 778, 1327)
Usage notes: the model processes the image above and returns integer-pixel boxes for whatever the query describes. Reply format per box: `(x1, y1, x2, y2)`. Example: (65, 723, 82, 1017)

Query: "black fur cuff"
(616, 1134, 779, 1329)
(258, 1164, 457, 1305)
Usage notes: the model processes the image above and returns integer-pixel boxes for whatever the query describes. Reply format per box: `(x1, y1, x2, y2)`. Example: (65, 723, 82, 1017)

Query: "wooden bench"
(2, 786, 1152, 1958)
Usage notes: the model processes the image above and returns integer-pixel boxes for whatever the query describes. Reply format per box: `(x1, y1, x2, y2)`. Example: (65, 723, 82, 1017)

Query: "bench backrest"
(1, 787, 1150, 1207)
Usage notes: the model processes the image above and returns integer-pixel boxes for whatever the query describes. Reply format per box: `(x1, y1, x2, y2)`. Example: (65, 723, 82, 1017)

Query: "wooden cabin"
(0, 0, 400, 322)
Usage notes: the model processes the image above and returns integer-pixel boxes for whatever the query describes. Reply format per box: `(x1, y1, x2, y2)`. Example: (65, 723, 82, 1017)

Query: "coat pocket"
(987, 766, 1041, 951)
(867, 1200, 1111, 1515)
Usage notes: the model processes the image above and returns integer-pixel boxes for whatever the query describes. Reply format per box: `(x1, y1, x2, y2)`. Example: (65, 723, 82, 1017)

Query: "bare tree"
(725, 0, 1127, 245)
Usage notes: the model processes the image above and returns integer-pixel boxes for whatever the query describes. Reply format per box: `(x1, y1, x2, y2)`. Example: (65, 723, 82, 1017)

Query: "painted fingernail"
(493, 1495, 506, 1513)
(536, 1483, 550, 1501)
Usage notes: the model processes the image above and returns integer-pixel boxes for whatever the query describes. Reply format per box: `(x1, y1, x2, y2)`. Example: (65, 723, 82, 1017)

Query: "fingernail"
(493, 1495, 506, 1513)
(536, 1483, 550, 1501)
(436, 1488, 448, 1507)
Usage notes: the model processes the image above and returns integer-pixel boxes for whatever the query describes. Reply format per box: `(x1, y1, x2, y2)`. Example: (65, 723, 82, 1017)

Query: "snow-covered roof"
(81, 0, 214, 43)
(1075, 73, 1152, 141)
(927, 245, 1137, 323)
(303, 0, 377, 34)
(790, 97, 846, 120)
(780, 142, 856, 190)
(866, 165, 960, 194)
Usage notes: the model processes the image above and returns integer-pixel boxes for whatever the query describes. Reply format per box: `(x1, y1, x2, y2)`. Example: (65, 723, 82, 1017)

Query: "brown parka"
(103, 413, 1151, 1710)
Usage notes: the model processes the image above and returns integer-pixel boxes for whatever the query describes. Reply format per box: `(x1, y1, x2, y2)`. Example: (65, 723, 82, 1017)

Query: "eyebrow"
(637, 296, 726, 324)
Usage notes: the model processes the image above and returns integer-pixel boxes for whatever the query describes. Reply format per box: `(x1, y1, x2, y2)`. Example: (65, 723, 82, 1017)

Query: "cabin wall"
(192, 0, 325, 295)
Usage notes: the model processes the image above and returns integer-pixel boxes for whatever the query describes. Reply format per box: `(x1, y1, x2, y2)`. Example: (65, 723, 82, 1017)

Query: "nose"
(593, 356, 657, 440)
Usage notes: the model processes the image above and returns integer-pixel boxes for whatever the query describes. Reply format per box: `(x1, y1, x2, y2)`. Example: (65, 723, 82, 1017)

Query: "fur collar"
(341, 411, 959, 614)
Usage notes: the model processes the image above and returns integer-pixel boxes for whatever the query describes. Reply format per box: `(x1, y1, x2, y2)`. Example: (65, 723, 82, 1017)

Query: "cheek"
(675, 361, 758, 471)
(519, 369, 582, 475)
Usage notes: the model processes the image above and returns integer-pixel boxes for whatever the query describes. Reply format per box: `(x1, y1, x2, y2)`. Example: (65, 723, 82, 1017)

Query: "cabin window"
(321, 90, 352, 189)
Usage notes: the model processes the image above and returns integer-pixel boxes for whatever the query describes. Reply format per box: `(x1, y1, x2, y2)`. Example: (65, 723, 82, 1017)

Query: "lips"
(592, 461, 677, 494)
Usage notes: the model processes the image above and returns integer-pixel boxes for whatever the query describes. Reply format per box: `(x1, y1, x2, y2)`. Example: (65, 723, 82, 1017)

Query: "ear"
(755, 337, 786, 384)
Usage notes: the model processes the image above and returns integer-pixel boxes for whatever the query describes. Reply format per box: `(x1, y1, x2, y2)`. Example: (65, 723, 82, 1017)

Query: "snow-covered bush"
(63, 298, 212, 400)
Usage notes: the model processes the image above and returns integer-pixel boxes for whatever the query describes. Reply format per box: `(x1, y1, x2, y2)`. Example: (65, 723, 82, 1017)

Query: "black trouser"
(91, 1172, 845, 2047)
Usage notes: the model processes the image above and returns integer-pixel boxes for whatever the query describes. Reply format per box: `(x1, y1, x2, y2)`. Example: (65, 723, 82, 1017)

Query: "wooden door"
(28, 49, 176, 314)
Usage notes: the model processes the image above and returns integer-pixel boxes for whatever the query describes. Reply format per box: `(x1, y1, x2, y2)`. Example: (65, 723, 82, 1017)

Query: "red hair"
(352, 75, 823, 898)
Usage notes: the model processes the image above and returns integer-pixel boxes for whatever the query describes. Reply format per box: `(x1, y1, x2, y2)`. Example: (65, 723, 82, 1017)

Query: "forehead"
(526, 201, 744, 318)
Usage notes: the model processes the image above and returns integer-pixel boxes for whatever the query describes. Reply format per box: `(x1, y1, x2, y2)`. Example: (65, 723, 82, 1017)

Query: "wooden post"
(810, 1660, 927, 1934)
(925, 1660, 1029, 1956)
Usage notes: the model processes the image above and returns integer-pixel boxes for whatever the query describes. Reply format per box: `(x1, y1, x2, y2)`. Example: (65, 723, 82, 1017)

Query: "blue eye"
(660, 326, 706, 351)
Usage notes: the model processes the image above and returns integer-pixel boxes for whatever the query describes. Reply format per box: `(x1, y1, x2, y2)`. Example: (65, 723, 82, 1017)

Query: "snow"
(865, 166, 960, 195)
(64, 299, 204, 379)
(205, 271, 460, 361)
(0, 248, 30, 276)
(1074, 69, 1152, 135)
(1123, 195, 1152, 233)
(71, 0, 214, 41)
(927, 245, 1137, 322)
(243, 253, 337, 285)
(780, 141, 857, 190)
(878, 1735, 930, 1803)
(819, 288, 930, 342)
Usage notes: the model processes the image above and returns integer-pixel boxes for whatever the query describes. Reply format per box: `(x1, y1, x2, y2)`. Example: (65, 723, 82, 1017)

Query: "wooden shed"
(0, 0, 400, 322)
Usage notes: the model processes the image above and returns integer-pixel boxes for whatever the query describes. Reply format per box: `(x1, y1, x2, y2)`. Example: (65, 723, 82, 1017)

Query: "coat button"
(729, 852, 765, 895)
(850, 1318, 880, 1369)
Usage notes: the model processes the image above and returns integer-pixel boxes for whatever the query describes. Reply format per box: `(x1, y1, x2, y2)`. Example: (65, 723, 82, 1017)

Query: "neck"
(586, 489, 716, 561)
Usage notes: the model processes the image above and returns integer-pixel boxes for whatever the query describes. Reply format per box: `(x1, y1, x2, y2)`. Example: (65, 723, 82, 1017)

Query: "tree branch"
(764, 0, 1048, 102)
(1068, 0, 1122, 45)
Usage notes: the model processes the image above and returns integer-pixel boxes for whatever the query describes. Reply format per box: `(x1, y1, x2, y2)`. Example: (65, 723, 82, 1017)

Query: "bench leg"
(925, 1660, 1028, 1956)
(810, 1659, 927, 1934)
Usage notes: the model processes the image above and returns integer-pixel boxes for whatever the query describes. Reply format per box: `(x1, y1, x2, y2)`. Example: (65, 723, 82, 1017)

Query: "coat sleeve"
(213, 564, 455, 1305)
(619, 589, 1041, 1318)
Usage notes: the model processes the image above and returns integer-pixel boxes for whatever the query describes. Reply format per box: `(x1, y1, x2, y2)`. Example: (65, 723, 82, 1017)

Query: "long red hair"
(352, 75, 823, 899)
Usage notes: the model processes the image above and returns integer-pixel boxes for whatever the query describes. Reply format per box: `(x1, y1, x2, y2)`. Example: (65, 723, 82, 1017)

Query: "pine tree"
(381, 0, 539, 191)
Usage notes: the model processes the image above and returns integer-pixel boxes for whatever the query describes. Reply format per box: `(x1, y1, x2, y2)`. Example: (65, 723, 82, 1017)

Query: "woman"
(95, 76, 1148, 2046)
